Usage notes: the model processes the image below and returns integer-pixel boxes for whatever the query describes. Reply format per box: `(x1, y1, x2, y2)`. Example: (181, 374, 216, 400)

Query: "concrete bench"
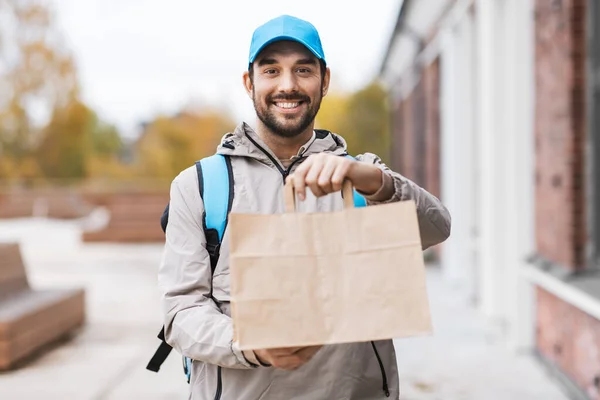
(82, 193, 169, 243)
(0, 243, 86, 370)
(0, 188, 92, 220)
(0, 192, 36, 219)
(40, 190, 94, 219)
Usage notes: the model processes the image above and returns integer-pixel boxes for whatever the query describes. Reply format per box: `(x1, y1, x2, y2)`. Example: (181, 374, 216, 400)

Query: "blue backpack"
(146, 153, 367, 383)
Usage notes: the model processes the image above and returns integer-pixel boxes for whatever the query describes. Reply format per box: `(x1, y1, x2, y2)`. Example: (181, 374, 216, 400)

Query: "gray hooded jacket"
(158, 122, 451, 400)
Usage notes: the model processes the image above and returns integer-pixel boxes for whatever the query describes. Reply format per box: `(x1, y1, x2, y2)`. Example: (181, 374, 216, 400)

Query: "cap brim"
(249, 35, 325, 66)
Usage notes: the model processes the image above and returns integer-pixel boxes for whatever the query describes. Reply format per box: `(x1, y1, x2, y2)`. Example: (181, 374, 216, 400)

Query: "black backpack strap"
(158, 160, 207, 235)
(160, 204, 169, 233)
(147, 155, 234, 374)
(146, 327, 172, 372)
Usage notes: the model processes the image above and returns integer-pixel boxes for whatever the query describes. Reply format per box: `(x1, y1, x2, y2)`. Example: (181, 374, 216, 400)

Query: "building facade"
(379, 0, 600, 398)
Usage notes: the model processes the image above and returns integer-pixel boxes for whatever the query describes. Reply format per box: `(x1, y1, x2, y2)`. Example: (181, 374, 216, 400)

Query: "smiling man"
(248, 40, 324, 138)
(158, 14, 451, 400)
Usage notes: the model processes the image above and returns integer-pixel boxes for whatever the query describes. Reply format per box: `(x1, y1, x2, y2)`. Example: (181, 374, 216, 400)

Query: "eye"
(297, 67, 311, 74)
(263, 68, 278, 75)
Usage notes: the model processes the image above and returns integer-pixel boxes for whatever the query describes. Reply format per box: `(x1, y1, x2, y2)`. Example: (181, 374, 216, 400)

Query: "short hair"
(248, 59, 327, 84)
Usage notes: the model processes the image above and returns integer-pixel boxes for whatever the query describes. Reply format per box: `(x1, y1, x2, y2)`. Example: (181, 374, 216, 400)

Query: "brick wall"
(389, 58, 442, 199)
(424, 59, 441, 199)
(536, 288, 600, 399)
(391, 100, 405, 174)
(534, 2, 600, 398)
(413, 76, 427, 188)
(534, 0, 587, 270)
(402, 90, 416, 180)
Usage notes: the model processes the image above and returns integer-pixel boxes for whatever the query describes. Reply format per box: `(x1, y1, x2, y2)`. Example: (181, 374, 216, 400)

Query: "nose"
(277, 70, 299, 93)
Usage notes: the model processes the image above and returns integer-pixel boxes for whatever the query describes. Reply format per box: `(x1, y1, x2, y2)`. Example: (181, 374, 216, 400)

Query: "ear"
(321, 67, 331, 97)
(243, 70, 253, 99)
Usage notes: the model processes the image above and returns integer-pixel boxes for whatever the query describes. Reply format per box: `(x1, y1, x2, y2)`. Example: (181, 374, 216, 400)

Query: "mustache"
(269, 94, 310, 103)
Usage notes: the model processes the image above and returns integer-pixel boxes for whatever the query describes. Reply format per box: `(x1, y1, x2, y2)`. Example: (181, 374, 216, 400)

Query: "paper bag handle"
(284, 179, 355, 213)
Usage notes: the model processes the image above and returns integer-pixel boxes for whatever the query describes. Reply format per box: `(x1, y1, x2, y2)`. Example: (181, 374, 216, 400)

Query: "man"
(159, 14, 451, 400)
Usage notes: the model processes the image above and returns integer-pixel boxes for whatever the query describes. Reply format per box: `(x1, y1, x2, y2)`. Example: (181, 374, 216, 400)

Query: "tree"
(134, 107, 236, 181)
(34, 98, 129, 182)
(36, 100, 91, 181)
(0, 0, 79, 180)
(90, 120, 123, 158)
(343, 81, 391, 163)
(0, 1, 131, 184)
(316, 80, 391, 163)
(315, 92, 349, 136)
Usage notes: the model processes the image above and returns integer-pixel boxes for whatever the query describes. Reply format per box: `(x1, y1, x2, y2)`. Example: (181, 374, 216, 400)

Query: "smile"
(273, 101, 305, 110)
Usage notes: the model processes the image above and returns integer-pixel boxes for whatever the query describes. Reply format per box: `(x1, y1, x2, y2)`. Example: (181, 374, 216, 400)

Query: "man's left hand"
(288, 153, 383, 200)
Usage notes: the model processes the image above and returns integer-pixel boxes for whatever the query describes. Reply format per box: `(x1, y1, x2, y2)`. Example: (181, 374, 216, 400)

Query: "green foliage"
(36, 100, 92, 180)
(91, 119, 123, 158)
(316, 80, 391, 164)
(134, 109, 236, 181)
(0, 0, 79, 164)
(0, 1, 393, 188)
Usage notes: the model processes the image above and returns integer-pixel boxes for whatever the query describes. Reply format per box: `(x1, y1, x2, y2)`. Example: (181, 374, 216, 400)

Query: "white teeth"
(276, 102, 300, 109)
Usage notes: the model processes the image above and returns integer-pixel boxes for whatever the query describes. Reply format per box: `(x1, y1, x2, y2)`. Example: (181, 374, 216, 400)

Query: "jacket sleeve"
(355, 152, 452, 250)
(158, 169, 255, 369)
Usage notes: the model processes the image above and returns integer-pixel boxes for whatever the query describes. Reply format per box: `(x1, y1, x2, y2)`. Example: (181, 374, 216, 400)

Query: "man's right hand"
(253, 346, 322, 370)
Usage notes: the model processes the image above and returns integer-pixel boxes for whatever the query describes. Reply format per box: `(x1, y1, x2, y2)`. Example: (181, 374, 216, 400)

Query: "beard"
(253, 90, 323, 138)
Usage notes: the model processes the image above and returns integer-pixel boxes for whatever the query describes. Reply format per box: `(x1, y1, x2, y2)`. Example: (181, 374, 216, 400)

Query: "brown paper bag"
(229, 180, 432, 350)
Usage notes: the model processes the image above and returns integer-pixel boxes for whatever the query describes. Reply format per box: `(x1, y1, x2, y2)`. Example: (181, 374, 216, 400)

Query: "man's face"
(244, 41, 330, 138)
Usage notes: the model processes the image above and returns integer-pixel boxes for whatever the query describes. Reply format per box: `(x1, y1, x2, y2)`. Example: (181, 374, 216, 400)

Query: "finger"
(309, 182, 326, 198)
(331, 159, 352, 191)
(291, 161, 310, 201)
(274, 354, 305, 371)
(273, 345, 319, 355)
(268, 354, 292, 370)
(253, 349, 273, 366)
(304, 157, 326, 198)
(316, 158, 337, 194)
(296, 345, 321, 362)
(274, 347, 320, 370)
(269, 346, 304, 356)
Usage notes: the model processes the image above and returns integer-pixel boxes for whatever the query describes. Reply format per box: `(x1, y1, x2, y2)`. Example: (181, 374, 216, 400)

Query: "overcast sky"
(52, 0, 401, 137)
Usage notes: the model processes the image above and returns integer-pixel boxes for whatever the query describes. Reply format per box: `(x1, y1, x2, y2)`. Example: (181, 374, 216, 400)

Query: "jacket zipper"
(214, 366, 222, 400)
(283, 157, 305, 180)
(247, 135, 396, 398)
(371, 341, 390, 397)
(244, 133, 304, 181)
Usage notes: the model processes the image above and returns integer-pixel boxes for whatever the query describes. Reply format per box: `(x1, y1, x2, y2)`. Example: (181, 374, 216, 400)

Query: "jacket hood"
(215, 122, 349, 167)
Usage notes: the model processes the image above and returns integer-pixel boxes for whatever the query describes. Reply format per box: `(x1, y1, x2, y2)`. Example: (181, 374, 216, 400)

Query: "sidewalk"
(0, 217, 569, 400)
(394, 267, 569, 400)
(0, 217, 189, 400)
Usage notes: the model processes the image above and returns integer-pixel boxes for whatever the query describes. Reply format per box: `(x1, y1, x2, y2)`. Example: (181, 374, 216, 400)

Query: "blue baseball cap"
(248, 15, 326, 67)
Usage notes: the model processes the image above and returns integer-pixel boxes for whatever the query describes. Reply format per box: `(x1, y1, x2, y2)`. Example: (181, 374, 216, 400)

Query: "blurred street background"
(0, 0, 599, 399)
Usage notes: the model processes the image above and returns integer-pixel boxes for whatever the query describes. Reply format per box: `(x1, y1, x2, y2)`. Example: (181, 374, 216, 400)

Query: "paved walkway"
(0, 217, 569, 399)
(393, 268, 568, 400)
